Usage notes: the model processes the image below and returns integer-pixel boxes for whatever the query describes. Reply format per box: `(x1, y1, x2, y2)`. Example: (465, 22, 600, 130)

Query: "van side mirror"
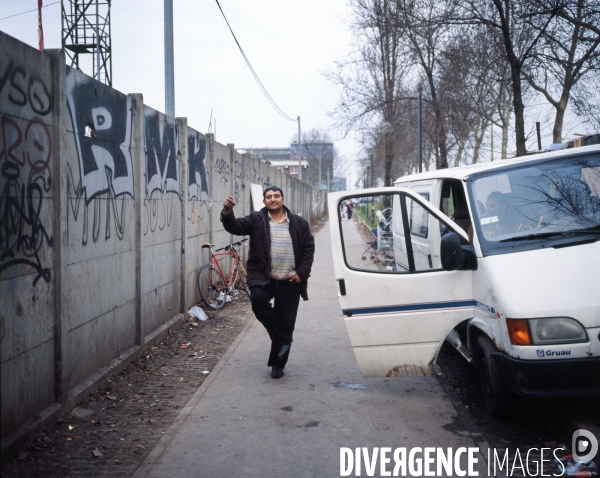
(440, 232, 477, 271)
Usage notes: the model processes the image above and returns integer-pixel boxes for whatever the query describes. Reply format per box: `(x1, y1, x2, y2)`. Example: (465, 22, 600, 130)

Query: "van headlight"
(529, 318, 587, 345)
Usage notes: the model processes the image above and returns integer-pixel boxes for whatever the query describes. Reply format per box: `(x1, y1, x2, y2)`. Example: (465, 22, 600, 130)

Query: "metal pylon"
(61, 0, 112, 86)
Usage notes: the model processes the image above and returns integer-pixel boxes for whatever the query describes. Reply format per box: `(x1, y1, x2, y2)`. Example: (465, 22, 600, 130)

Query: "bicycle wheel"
(198, 265, 227, 310)
(235, 263, 251, 300)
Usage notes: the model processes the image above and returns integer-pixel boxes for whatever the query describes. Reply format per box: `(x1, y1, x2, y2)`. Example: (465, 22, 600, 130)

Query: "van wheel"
(476, 335, 515, 417)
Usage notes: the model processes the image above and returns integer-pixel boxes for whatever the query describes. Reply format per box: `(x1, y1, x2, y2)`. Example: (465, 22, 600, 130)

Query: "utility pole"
(536, 122, 542, 151)
(95, 0, 100, 81)
(38, 0, 44, 50)
(417, 83, 423, 173)
(371, 152, 374, 188)
(318, 149, 322, 188)
(491, 123, 494, 161)
(297, 116, 302, 180)
(164, 0, 175, 117)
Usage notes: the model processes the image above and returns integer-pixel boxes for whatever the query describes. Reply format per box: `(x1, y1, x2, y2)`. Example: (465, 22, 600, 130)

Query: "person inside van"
(483, 191, 522, 236)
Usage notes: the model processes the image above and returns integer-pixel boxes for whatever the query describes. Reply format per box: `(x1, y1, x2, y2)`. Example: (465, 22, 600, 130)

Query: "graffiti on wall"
(187, 130, 210, 225)
(0, 60, 52, 117)
(0, 59, 54, 285)
(244, 160, 258, 185)
(66, 163, 127, 245)
(65, 67, 132, 246)
(234, 155, 244, 204)
(144, 108, 179, 199)
(143, 194, 174, 235)
(142, 108, 178, 235)
(66, 67, 134, 203)
(213, 156, 230, 186)
(187, 131, 209, 201)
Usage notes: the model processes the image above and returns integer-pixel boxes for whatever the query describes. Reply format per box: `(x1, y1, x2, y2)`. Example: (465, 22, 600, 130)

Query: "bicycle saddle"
(202, 243, 213, 248)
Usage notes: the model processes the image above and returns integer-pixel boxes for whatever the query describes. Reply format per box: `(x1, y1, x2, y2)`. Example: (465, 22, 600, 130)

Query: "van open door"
(330, 188, 476, 377)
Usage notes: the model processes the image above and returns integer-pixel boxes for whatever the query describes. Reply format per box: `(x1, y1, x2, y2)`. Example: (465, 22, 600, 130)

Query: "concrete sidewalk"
(134, 224, 487, 478)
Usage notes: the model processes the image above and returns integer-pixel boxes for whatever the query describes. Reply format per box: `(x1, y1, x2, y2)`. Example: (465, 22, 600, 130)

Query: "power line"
(0, 1, 60, 21)
(214, 0, 296, 122)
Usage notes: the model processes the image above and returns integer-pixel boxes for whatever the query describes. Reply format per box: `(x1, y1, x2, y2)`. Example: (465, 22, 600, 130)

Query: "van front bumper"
(491, 354, 600, 399)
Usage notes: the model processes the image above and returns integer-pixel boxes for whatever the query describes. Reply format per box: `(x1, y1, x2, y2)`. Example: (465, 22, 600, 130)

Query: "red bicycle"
(198, 238, 251, 309)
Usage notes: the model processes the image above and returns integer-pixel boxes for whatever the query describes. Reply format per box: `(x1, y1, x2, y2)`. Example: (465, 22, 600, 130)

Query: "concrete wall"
(0, 31, 58, 448)
(0, 31, 327, 451)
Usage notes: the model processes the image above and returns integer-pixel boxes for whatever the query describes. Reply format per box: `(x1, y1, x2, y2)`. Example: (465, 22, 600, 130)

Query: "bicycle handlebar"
(214, 237, 248, 252)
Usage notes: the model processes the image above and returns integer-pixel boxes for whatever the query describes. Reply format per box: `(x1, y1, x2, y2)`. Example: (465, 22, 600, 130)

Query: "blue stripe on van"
(343, 300, 477, 317)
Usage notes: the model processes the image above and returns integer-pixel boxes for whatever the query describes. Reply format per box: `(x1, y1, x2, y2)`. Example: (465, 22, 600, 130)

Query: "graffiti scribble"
(66, 163, 126, 246)
(143, 194, 175, 235)
(0, 121, 53, 285)
(214, 157, 230, 185)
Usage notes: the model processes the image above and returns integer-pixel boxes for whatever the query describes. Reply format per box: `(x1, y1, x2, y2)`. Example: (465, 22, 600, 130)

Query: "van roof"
(393, 144, 600, 185)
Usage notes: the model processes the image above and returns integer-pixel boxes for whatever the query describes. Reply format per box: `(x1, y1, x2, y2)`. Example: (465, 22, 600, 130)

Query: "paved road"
(340, 215, 379, 271)
(134, 224, 487, 477)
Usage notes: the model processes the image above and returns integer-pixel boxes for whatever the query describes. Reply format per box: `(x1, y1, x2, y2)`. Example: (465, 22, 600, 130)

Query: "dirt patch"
(2, 297, 253, 478)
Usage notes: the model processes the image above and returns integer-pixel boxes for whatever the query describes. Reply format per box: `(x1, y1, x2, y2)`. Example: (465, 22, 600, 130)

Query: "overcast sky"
(1, 0, 362, 181)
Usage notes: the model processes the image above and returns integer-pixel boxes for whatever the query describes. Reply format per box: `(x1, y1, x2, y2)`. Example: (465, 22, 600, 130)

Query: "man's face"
(263, 190, 284, 212)
(486, 198, 502, 218)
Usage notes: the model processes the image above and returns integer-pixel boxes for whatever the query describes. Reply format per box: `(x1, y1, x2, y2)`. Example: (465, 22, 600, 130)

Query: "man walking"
(346, 200, 354, 220)
(221, 187, 315, 379)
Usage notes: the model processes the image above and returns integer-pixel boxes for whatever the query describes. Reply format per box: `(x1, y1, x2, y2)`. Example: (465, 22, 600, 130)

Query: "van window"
(409, 194, 429, 238)
(338, 193, 452, 273)
(469, 153, 600, 254)
(440, 180, 471, 235)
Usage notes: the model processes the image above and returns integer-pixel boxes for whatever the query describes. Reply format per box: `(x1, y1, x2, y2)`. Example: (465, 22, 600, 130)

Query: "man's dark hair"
(263, 186, 284, 198)
(487, 191, 506, 203)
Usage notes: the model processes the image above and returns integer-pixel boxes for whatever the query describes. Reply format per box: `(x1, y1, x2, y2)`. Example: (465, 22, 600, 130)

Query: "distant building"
(242, 147, 309, 178)
(242, 141, 335, 183)
(291, 141, 334, 187)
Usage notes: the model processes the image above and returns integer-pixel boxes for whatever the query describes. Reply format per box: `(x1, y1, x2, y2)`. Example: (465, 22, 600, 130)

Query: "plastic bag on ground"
(188, 306, 208, 321)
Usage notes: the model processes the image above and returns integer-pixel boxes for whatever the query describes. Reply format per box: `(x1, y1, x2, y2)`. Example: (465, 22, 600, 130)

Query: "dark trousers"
(347, 209, 353, 219)
(250, 278, 302, 369)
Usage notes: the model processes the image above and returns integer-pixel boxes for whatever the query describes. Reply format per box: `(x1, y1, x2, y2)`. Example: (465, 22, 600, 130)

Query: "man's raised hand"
(222, 196, 236, 214)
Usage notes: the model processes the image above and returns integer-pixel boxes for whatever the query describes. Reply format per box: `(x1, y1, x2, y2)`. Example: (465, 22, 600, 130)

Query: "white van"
(328, 145, 600, 415)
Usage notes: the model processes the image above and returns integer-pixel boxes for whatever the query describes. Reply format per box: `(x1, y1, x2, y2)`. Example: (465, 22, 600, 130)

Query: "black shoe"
(271, 366, 284, 379)
(277, 344, 290, 361)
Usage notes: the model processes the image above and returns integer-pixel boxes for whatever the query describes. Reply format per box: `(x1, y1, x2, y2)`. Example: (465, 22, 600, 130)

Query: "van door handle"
(337, 279, 346, 296)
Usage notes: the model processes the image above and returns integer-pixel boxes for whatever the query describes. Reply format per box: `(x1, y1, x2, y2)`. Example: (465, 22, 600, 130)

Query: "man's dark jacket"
(220, 205, 315, 300)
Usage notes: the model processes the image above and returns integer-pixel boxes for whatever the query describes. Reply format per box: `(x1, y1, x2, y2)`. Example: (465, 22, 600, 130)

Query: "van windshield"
(469, 153, 600, 252)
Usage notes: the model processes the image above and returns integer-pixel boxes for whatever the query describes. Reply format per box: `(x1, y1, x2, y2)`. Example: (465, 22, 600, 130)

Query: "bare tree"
(445, 25, 517, 161)
(440, 27, 497, 165)
(494, 72, 515, 159)
(571, 72, 600, 131)
(400, 0, 459, 169)
(524, 0, 600, 143)
(456, 0, 559, 156)
(327, 0, 414, 186)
